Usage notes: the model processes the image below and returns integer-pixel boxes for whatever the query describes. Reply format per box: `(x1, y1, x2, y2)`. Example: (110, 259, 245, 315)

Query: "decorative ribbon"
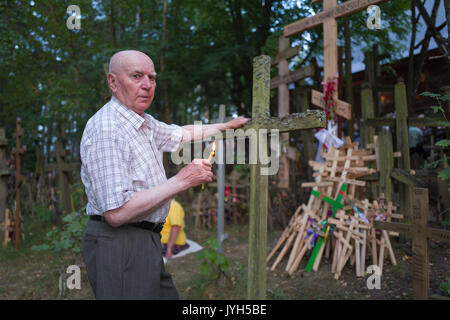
(314, 121, 344, 151)
(353, 205, 369, 224)
(375, 210, 386, 221)
(306, 229, 319, 248)
(322, 74, 339, 122)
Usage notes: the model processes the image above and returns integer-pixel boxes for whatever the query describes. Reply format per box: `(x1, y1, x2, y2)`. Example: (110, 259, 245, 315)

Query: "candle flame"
(211, 141, 216, 152)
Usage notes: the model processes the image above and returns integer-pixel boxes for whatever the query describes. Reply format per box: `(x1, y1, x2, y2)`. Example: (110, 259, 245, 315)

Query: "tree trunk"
(412, 0, 441, 102)
(408, 0, 418, 113)
(110, 0, 118, 48)
(444, 0, 450, 55)
(160, 0, 172, 172)
(160, 0, 170, 124)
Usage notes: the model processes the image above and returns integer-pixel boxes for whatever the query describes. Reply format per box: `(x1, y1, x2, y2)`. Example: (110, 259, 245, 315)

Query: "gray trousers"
(82, 219, 179, 300)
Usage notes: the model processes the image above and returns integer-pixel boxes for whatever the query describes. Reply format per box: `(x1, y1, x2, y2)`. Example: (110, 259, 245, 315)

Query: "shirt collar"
(110, 96, 150, 131)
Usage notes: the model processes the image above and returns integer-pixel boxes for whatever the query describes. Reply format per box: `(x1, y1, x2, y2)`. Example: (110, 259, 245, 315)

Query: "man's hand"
(225, 116, 250, 130)
(175, 159, 213, 190)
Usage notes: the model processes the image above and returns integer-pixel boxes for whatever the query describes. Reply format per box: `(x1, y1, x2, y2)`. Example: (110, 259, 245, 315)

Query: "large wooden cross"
(245, 55, 326, 299)
(373, 188, 450, 300)
(283, 0, 389, 121)
(45, 141, 80, 214)
(271, 36, 315, 189)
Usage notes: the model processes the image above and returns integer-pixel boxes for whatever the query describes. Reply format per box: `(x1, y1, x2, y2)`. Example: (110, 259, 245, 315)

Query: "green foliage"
(196, 237, 229, 280)
(420, 91, 450, 225)
(35, 205, 57, 226)
(234, 164, 250, 177)
(440, 277, 450, 296)
(419, 92, 450, 183)
(435, 139, 450, 148)
(31, 211, 88, 254)
(267, 288, 286, 300)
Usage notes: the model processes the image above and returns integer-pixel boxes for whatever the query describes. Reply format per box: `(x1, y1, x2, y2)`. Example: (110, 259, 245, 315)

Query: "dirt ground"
(0, 216, 448, 300)
(166, 223, 450, 300)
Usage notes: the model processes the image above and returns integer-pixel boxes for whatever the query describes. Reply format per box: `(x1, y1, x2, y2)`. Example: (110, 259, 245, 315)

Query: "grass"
(0, 214, 94, 300)
(1, 210, 448, 300)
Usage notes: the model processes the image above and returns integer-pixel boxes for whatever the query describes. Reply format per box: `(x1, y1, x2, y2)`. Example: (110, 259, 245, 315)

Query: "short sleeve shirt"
(160, 200, 186, 245)
(80, 96, 183, 223)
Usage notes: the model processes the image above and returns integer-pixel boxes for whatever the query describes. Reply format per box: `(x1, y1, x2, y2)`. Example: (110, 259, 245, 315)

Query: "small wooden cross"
(246, 55, 325, 300)
(374, 188, 450, 300)
(11, 118, 26, 250)
(45, 141, 80, 214)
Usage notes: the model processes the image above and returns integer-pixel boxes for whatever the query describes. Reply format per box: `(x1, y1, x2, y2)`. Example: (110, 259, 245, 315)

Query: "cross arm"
(429, 228, 450, 242)
(373, 221, 412, 236)
(284, 0, 389, 37)
(390, 168, 425, 188)
(241, 110, 326, 133)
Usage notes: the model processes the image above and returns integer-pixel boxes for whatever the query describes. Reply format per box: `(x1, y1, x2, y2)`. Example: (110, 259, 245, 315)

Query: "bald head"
(109, 50, 154, 74)
(107, 50, 157, 115)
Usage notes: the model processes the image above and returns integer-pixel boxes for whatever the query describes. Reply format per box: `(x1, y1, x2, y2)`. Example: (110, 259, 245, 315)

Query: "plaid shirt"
(80, 96, 183, 223)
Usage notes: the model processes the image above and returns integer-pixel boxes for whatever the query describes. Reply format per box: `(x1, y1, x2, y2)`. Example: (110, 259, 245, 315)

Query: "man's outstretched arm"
(181, 116, 249, 143)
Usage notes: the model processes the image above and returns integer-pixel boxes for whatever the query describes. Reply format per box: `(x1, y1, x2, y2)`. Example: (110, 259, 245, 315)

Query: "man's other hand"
(176, 159, 213, 189)
(225, 116, 250, 130)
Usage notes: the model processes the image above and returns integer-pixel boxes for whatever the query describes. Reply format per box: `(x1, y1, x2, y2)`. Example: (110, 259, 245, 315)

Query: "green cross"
(305, 183, 348, 272)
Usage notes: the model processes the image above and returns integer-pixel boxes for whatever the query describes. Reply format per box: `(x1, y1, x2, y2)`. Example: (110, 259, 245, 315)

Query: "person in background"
(161, 199, 189, 258)
(409, 125, 424, 169)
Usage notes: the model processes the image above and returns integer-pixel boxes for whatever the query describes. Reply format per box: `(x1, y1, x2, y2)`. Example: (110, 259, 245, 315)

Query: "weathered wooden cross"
(271, 36, 315, 189)
(283, 0, 390, 122)
(0, 128, 11, 223)
(11, 118, 26, 250)
(45, 141, 80, 214)
(373, 188, 450, 300)
(245, 55, 326, 299)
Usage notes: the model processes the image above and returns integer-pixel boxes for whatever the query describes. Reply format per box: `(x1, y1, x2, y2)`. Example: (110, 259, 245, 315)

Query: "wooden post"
(323, 0, 338, 93)
(361, 83, 377, 200)
(12, 118, 25, 250)
(277, 36, 291, 190)
(411, 188, 430, 299)
(360, 83, 375, 148)
(248, 55, 270, 300)
(217, 105, 226, 252)
(297, 84, 315, 182)
(374, 187, 450, 299)
(395, 78, 413, 225)
(0, 128, 11, 222)
(378, 131, 394, 201)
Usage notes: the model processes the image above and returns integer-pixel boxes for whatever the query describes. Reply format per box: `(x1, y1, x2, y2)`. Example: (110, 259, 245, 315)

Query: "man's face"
(108, 52, 156, 115)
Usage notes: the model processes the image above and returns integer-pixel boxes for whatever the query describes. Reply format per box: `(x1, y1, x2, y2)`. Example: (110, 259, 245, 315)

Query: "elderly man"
(80, 50, 248, 300)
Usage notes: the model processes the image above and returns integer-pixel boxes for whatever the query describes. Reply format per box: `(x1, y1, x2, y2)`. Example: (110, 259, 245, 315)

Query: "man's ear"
(108, 73, 117, 93)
